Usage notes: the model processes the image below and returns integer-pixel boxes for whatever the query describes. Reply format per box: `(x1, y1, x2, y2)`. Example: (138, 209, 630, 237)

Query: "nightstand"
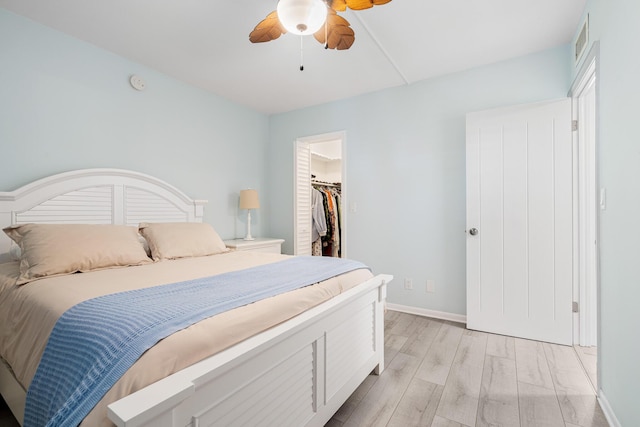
(223, 238, 284, 254)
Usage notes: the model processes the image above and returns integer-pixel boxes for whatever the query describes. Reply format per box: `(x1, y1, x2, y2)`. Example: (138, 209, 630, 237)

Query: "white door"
(294, 141, 312, 256)
(466, 99, 573, 345)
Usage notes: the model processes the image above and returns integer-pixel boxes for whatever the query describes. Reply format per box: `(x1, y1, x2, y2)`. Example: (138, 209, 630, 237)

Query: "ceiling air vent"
(575, 15, 589, 64)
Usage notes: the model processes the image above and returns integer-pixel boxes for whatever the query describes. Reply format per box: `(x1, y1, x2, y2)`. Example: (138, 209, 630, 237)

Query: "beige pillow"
(3, 223, 152, 285)
(138, 222, 228, 261)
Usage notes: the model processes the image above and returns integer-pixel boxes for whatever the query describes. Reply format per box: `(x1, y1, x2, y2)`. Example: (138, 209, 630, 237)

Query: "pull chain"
(325, 18, 328, 49)
(300, 36, 304, 71)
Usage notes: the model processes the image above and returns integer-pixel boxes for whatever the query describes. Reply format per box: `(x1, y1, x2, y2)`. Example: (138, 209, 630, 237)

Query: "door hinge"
(572, 301, 579, 313)
(572, 120, 579, 131)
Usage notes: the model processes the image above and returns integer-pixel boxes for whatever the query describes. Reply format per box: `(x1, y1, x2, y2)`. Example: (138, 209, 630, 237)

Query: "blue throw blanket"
(24, 256, 369, 427)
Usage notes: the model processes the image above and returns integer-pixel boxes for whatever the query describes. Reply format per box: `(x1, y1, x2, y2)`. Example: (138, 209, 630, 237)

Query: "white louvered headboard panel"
(124, 187, 191, 226)
(0, 169, 207, 261)
(15, 186, 115, 225)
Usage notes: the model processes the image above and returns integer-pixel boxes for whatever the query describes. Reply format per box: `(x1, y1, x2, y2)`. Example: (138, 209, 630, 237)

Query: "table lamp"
(239, 189, 260, 240)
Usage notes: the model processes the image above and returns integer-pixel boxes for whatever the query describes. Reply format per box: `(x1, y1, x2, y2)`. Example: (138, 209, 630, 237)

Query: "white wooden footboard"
(108, 274, 391, 427)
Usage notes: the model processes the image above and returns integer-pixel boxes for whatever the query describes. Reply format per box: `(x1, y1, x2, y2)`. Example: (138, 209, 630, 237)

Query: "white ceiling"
(0, 0, 586, 115)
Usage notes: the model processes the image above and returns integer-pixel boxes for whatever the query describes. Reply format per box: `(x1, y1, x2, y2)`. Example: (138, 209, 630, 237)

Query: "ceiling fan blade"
(329, 26, 355, 50)
(314, 11, 355, 50)
(327, 0, 348, 12)
(249, 10, 287, 43)
(344, 0, 392, 10)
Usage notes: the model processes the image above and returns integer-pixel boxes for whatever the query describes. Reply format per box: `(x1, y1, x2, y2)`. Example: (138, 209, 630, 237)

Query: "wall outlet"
(404, 278, 413, 290)
(426, 279, 435, 293)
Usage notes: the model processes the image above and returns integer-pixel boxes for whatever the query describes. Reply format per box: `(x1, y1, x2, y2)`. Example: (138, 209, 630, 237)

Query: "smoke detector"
(129, 75, 146, 91)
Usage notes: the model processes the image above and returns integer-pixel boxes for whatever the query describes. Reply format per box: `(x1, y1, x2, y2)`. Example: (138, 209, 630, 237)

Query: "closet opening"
(294, 131, 346, 258)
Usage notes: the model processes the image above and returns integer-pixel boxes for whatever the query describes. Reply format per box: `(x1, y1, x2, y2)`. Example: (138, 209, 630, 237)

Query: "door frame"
(293, 131, 347, 257)
(569, 42, 600, 349)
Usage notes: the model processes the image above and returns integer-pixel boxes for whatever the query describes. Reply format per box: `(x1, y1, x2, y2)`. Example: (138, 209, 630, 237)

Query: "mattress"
(0, 251, 372, 426)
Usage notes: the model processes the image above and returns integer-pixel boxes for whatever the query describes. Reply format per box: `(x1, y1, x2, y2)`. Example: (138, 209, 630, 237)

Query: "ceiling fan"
(249, 0, 392, 51)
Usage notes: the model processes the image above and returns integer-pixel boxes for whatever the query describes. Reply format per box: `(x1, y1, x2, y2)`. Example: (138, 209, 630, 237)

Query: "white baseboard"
(598, 390, 621, 427)
(386, 303, 466, 324)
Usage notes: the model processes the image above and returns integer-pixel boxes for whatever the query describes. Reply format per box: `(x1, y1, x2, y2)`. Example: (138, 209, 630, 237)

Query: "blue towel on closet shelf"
(24, 256, 369, 427)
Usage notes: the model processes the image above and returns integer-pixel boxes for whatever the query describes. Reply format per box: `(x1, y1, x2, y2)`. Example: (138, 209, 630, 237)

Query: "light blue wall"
(0, 8, 269, 239)
(268, 45, 571, 315)
(573, 1, 640, 425)
(3, 3, 635, 424)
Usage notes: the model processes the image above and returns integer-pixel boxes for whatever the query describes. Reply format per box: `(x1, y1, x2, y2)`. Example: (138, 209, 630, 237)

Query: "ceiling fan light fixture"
(277, 0, 327, 36)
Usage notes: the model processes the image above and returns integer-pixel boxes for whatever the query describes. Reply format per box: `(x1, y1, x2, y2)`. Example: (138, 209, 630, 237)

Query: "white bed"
(0, 169, 391, 427)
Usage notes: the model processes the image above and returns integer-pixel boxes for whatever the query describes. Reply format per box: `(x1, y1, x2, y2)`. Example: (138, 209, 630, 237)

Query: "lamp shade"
(277, 0, 327, 36)
(239, 189, 260, 210)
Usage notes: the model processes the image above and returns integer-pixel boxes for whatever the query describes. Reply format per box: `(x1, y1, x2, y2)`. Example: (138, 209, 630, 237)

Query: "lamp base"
(244, 210, 255, 241)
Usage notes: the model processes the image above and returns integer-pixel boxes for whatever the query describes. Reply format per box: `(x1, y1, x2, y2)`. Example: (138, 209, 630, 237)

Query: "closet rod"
(312, 180, 341, 188)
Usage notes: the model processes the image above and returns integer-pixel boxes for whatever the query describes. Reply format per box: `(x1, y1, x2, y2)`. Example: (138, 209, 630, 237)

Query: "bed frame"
(0, 169, 390, 427)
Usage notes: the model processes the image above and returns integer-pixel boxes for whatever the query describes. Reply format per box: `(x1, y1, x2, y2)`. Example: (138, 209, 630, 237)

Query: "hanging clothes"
(312, 181, 341, 257)
(322, 189, 335, 257)
(311, 188, 327, 256)
(312, 237, 323, 256)
(332, 192, 341, 257)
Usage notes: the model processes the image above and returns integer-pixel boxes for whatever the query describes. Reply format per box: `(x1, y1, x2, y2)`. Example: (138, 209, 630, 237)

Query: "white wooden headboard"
(0, 169, 207, 262)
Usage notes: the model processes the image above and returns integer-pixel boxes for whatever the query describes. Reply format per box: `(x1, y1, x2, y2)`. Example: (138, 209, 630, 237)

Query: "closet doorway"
(294, 131, 346, 257)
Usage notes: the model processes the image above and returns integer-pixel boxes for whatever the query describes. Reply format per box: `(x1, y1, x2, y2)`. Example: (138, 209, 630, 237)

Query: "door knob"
(469, 228, 478, 236)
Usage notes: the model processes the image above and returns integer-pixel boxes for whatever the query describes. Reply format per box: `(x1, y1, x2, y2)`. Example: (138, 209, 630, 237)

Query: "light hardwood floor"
(0, 312, 607, 427)
(574, 345, 598, 392)
(326, 311, 609, 427)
